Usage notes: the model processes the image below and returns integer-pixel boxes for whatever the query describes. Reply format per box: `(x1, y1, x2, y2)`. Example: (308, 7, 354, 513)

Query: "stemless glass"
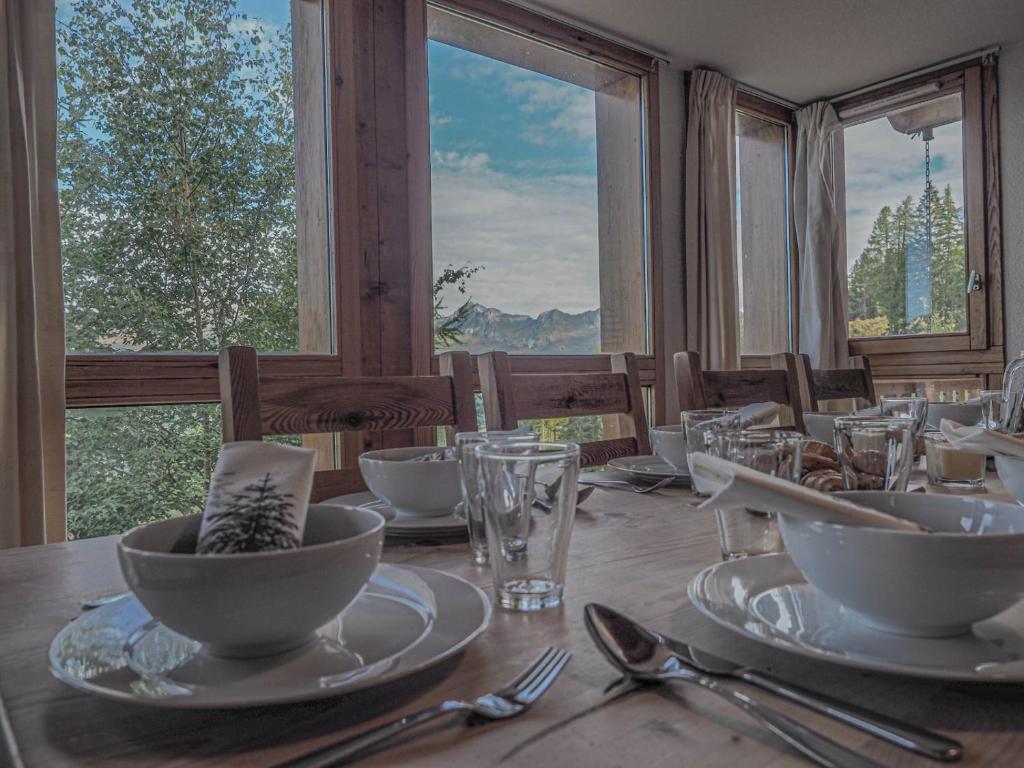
(834, 416, 915, 491)
(980, 390, 1003, 429)
(713, 430, 802, 560)
(476, 442, 580, 611)
(681, 409, 740, 496)
(880, 395, 928, 436)
(924, 432, 986, 490)
(455, 430, 538, 565)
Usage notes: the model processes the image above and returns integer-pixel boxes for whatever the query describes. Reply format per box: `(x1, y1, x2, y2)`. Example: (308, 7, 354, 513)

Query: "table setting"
(7, 386, 1024, 767)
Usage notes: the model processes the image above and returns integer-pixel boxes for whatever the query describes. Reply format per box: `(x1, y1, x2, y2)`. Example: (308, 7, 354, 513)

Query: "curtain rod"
(826, 46, 1001, 104)
(509, 0, 672, 65)
(737, 83, 799, 110)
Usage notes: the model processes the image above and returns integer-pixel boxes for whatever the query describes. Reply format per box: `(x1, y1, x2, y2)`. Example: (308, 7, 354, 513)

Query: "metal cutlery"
(277, 646, 570, 768)
(584, 604, 888, 768)
(533, 477, 596, 512)
(578, 476, 674, 494)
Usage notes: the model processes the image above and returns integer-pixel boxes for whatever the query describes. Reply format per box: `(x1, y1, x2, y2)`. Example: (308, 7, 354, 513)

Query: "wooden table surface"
(3, 474, 1023, 768)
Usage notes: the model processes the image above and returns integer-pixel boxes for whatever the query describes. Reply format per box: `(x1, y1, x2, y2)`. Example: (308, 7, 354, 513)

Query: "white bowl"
(650, 425, 687, 471)
(118, 505, 384, 657)
(779, 491, 1024, 637)
(995, 455, 1024, 505)
(926, 402, 982, 430)
(359, 447, 461, 517)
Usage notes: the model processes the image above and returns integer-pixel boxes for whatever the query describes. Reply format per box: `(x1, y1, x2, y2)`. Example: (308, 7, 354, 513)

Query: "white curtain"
(0, 0, 65, 547)
(684, 68, 740, 370)
(794, 101, 848, 370)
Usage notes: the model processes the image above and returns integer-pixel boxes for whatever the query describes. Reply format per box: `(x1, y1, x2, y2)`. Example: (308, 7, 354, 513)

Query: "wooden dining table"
(2, 472, 1023, 768)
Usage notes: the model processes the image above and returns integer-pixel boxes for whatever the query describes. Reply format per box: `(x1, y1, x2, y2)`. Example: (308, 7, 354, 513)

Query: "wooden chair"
(674, 350, 806, 433)
(477, 351, 651, 468)
(771, 352, 877, 412)
(218, 345, 477, 501)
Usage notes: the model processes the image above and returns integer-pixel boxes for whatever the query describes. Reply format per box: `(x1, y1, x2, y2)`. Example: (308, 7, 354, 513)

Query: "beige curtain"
(0, 0, 65, 547)
(684, 69, 740, 370)
(794, 101, 848, 370)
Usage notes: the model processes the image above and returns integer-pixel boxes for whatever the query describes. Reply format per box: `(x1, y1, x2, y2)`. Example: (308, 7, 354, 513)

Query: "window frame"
(63, 0, 666, 494)
(833, 58, 1004, 389)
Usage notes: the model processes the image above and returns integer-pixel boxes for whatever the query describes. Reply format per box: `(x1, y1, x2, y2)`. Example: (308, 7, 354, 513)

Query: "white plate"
(688, 553, 1024, 681)
(50, 563, 491, 707)
(606, 455, 690, 482)
(323, 492, 468, 540)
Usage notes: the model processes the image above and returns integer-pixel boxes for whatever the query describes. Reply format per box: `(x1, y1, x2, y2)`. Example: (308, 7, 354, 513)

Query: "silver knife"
(659, 633, 962, 762)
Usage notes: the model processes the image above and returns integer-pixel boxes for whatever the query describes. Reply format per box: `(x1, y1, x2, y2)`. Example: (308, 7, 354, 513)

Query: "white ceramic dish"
(118, 505, 384, 657)
(778, 491, 1024, 637)
(995, 455, 1024, 505)
(49, 563, 491, 707)
(607, 455, 690, 482)
(689, 554, 1024, 681)
(358, 447, 461, 518)
(650, 425, 687, 471)
(323, 492, 468, 540)
(925, 401, 982, 429)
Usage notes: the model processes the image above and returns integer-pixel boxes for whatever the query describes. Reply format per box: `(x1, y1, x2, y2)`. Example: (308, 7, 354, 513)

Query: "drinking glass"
(980, 390, 1003, 429)
(455, 430, 537, 565)
(477, 442, 580, 611)
(880, 395, 928, 436)
(681, 408, 740, 496)
(924, 432, 986, 490)
(713, 430, 802, 560)
(834, 416, 915, 491)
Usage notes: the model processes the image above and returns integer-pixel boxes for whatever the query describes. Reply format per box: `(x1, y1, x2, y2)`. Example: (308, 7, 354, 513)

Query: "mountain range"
(440, 302, 600, 355)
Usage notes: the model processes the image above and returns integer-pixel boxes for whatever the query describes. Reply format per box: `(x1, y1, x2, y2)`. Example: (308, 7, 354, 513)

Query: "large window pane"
(57, 0, 330, 354)
(844, 93, 966, 338)
(735, 111, 792, 354)
(426, 7, 647, 355)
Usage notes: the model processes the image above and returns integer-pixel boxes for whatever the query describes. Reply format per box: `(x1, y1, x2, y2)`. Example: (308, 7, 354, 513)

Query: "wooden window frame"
(833, 57, 1005, 388)
(65, 0, 666, 445)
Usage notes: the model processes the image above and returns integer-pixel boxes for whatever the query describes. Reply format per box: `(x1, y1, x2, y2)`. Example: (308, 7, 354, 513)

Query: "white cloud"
(430, 152, 600, 316)
(844, 117, 964, 268)
(507, 79, 596, 145)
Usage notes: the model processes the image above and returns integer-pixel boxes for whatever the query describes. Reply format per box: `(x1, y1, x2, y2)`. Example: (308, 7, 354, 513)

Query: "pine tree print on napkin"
(197, 473, 302, 554)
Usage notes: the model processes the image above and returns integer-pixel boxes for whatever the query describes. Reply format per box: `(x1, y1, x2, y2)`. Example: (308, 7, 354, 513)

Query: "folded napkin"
(739, 402, 782, 427)
(691, 452, 929, 532)
(197, 441, 317, 554)
(939, 419, 1024, 459)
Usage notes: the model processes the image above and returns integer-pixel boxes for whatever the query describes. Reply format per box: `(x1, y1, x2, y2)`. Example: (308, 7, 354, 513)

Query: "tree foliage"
(847, 182, 966, 337)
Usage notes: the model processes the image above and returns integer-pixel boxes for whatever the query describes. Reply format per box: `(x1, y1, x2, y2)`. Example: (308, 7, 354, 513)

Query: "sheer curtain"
(794, 101, 848, 370)
(0, 0, 65, 547)
(684, 68, 740, 370)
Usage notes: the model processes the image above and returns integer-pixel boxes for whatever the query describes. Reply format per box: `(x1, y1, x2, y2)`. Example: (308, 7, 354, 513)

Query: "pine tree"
(197, 473, 301, 553)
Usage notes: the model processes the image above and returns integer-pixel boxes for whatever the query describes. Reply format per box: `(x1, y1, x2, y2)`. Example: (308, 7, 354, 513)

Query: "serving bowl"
(779, 491, 1024, 637)
(359, 446, 461, 517)
(650, 424, 687, 471)
(995, 455, 1024, 505)
(118, 504, 385, 657)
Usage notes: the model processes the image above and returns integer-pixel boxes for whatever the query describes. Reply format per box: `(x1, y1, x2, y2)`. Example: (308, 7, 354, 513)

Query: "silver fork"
(580, 476, 674, 494)
(278, 647, 571, 768)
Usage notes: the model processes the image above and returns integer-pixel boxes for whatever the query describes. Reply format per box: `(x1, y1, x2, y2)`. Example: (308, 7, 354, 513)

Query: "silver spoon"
(585, 604, 961, 763)
(583, 603, 885, 768)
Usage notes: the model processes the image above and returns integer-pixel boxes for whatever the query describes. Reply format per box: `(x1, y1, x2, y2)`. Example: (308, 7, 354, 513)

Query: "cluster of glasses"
(454, 431, 580, 612)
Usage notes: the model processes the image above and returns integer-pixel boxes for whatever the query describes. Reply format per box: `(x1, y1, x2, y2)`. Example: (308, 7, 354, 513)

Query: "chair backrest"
(771, 352, 876, 412)
(675, 350, 806, 433)
(219, 345, 477, 501)
(477, 351, 651, 468)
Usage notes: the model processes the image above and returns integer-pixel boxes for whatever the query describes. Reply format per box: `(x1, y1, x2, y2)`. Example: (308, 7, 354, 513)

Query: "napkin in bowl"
(940, 419, 1024, 459)
(197, 442, 317, 554)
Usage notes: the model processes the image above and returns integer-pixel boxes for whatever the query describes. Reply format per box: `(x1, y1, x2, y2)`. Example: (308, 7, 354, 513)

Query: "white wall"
(1001, 42, 1024, 361)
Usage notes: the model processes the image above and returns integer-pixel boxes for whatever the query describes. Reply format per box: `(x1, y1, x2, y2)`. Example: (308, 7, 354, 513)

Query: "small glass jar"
(924, 432, 986, 490)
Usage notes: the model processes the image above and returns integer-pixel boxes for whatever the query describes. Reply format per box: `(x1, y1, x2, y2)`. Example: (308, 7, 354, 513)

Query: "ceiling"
(521, 0, 1024, 103)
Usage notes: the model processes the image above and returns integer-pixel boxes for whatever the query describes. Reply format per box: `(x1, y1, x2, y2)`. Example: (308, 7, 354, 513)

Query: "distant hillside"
(440, 303, 600, 355)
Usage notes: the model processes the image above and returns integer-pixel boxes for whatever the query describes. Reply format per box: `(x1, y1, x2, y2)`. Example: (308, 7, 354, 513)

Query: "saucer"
(688, 554, 1024, 681)
(50, 563, 490, 707)
(606, 455, 690, 483)
(322, 492, 469, 541)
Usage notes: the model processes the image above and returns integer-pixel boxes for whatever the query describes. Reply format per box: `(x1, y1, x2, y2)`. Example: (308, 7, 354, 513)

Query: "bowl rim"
(784, 491, 1024, 540)
(358, 446, 456, 464)
(118, 504, 386, 561)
